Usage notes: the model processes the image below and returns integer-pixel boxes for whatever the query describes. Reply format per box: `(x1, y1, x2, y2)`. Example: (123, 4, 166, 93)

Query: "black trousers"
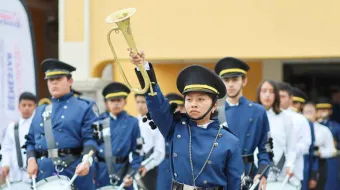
(315, 158, 327, 190)
(140, 167, 158, 190)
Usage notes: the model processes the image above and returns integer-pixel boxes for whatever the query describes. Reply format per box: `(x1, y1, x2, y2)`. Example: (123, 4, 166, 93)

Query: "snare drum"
(266, 181, 299, 190)
(36, 175, 72, 190)
(0, 181, 31, 190)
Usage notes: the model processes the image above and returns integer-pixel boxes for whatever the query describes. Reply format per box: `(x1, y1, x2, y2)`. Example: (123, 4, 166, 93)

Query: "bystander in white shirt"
(1, 115, 33, 183)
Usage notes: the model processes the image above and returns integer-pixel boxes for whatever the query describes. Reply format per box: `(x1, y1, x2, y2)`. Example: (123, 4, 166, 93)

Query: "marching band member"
(95, 82, 143, 190)
(131, 51, 244, 189)
(278, 83, 311, 187)
(1, 92, 37, 185)
(25, 59, 98, 189)
(316, 97, 340, 190)
(214, 57, 271, 189)
(135, 93, 165, 190)
(256, 80, 296, 182)
(303, 102, 336, 190)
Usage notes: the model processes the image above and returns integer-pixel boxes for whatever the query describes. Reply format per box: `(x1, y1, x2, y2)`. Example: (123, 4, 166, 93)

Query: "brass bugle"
(106, 8, 156, 96)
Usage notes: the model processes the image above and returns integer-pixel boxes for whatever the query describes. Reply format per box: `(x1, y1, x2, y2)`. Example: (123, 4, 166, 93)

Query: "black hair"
(277, 82, 293, 96)
(257, 80, 281, 115)
(19, 92, 37, 104)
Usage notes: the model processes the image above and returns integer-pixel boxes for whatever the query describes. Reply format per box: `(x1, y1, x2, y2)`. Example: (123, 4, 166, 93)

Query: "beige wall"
(89, 0, 340, 68)
(61, 0, 340, 114)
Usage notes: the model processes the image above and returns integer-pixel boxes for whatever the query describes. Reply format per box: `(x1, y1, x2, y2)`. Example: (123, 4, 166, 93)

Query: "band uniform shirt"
(97, 111, 143, 173)
(285, 107, 311, 180)
(1, 116, 33, 183)
(144, 85, 244, 189)
(25, 92, 98, 185)
(267, 109, 296, 172)
(225, 96, 271, 172)
(313, 122, 336, 158)
(137, 115, 165, 171)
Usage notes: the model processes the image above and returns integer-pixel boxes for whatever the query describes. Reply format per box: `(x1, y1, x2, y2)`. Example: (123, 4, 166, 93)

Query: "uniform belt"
(172, 180, 223, 190)
(242, 154, 254, 164)
(36, 147, 82, 158)
(97, 156, 129, 164)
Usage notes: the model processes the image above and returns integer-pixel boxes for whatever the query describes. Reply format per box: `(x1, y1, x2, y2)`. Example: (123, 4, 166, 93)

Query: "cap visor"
(106, 96, 127, 100)
(183, 88, 217, 95)
(220, 72, 245, 79)
(44, 74, 68, 79)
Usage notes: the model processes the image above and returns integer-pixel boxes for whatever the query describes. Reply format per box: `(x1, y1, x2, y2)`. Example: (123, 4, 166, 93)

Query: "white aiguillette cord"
(65, 150, 95, 189)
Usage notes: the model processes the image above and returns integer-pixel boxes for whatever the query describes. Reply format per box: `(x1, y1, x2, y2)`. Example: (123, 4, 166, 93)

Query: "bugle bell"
(106, 8, 156, 96)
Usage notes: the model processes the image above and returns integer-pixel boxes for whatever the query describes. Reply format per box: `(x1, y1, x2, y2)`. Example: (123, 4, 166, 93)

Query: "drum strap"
(270, 153, 286, 174)
(144, 147, 154, 159)
(102, 117, 116, 176)
(14, 122, 23, 168)
(43, 105, 77, 168)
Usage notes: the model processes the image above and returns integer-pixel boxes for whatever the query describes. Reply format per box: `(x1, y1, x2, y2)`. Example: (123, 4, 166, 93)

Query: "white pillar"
(58, 0, 90, 80)
(59, 0, 112, 112)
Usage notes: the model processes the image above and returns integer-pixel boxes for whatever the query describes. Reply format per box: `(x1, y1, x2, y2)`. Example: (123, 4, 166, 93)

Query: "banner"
(0, 0, 36, 143)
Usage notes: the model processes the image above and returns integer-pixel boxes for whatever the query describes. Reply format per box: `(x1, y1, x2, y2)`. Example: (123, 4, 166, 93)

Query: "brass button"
(203, 180, 208, 184)
(214, 143, 218, 147)
(177, 134, 181, 139)
(173, 153, 178, 157)
(208, 160, 212, 164)
(247, 133, 250, 137)
(174, 173, 177, 177)
(249, 118, 253, 122)
(64, 106, 67, 109)
(40, 123, 43, 127)
(182, 121, 186, 125)
(61, 115, 65, 119)
(218, 133, 223, 138)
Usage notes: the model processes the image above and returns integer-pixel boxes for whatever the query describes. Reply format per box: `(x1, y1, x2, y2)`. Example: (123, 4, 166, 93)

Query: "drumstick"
(280, 167, 293, 190)
(66, 150, 94, 189)
(32, 175, 37, 190)
(6, 177, 11, 189)
(249, 179, 259, 190)
(280, 174, 290, 190)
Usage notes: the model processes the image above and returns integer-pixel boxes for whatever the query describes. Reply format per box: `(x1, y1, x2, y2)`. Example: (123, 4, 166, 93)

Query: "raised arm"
(134, 62, 175, 139)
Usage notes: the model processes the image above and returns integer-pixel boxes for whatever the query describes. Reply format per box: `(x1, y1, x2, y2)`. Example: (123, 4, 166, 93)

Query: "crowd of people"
(0, 50, 339, 190)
